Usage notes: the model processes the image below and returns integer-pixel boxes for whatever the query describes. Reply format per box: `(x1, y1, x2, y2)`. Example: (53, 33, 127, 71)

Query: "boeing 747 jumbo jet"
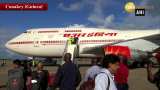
(5, 28, 160, 59)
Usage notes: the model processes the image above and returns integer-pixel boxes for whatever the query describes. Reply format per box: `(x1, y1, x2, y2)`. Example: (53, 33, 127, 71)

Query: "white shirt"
(84, 65, 101, 81)
(94, 68, 117, 90)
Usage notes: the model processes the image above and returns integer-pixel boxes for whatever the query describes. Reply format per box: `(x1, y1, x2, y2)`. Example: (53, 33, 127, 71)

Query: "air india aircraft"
(5, 28, 160, 59)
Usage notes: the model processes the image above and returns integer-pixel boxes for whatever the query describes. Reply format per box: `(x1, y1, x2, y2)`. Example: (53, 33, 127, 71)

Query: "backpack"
(7, 68, 24, 90)
(31, 70, 49, 90)
(79, 72, 110, 90)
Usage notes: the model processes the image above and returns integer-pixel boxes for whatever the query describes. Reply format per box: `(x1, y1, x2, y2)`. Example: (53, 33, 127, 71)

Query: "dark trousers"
(116, 83, 129, 90)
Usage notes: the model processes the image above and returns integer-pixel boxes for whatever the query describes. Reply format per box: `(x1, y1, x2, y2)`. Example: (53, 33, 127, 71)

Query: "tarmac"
(0, 60, 158, 90)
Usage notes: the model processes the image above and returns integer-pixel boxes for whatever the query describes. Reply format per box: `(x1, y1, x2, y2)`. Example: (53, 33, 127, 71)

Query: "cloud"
(90, 14, 115, 28)
(88, 14, 104, 25)
(118, 16, 160, 29)
(87, 0, 115, 28)
(58, 0, 114, 27)
(58, 2, 82, 11)
(103, 14, 115, 28)
(57, 0, 95, 11)
(58, 0, 160, 29)
(116, 0, 160, 29)
(68, 24, 86, 28)
(145, 0, 160, 17)
(89, 0, 160, 29)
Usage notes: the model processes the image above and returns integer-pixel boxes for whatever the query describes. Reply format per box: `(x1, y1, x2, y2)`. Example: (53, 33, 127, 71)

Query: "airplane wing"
(143, 34, 160, 46)
(117, 33, 160, 49)
(81, 33, 160, 55)
(114, 33, 160, 47)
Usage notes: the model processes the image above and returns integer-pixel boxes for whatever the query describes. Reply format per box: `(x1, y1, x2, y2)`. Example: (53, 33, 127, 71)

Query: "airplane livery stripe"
(9, 39, 124, 45)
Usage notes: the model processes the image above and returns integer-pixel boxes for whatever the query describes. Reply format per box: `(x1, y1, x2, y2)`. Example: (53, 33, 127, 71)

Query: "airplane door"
(32, 31, 40, 47)
(34, 38, 39, 47)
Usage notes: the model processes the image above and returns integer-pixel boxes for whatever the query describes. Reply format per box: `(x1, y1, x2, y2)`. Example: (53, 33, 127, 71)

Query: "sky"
(0, 0, 160, 59)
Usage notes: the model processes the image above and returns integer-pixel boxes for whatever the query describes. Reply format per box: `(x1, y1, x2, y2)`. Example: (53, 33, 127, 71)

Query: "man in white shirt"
(94, 54, 120, 90)
(84, 58, 101, 82)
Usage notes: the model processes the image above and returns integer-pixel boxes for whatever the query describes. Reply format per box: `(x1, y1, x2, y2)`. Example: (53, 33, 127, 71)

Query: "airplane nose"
(5, 40, 19, 53)
(5, 33, 25, 54)
(5, 41, 11, 50)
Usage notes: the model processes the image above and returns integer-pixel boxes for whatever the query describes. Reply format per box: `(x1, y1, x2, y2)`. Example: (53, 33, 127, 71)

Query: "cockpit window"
(23, 31, 31, 33)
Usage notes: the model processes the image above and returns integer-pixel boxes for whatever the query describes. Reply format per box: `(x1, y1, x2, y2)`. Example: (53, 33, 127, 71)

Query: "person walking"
(31, 62, 49, 90)
(115, 55, 129, 90)
(55, 53, 81, 90)
(94, 54, 120, 90)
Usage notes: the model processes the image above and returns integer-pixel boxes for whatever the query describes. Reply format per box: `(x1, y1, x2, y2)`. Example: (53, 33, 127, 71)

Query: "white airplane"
(5, 28, 160, 59)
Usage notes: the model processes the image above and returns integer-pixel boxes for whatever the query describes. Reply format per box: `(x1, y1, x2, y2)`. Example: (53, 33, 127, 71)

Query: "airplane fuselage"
(5, 28, 160, 58)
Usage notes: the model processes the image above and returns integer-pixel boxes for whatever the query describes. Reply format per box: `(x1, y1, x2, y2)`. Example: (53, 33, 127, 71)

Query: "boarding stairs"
(61, 38, 79, 64)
